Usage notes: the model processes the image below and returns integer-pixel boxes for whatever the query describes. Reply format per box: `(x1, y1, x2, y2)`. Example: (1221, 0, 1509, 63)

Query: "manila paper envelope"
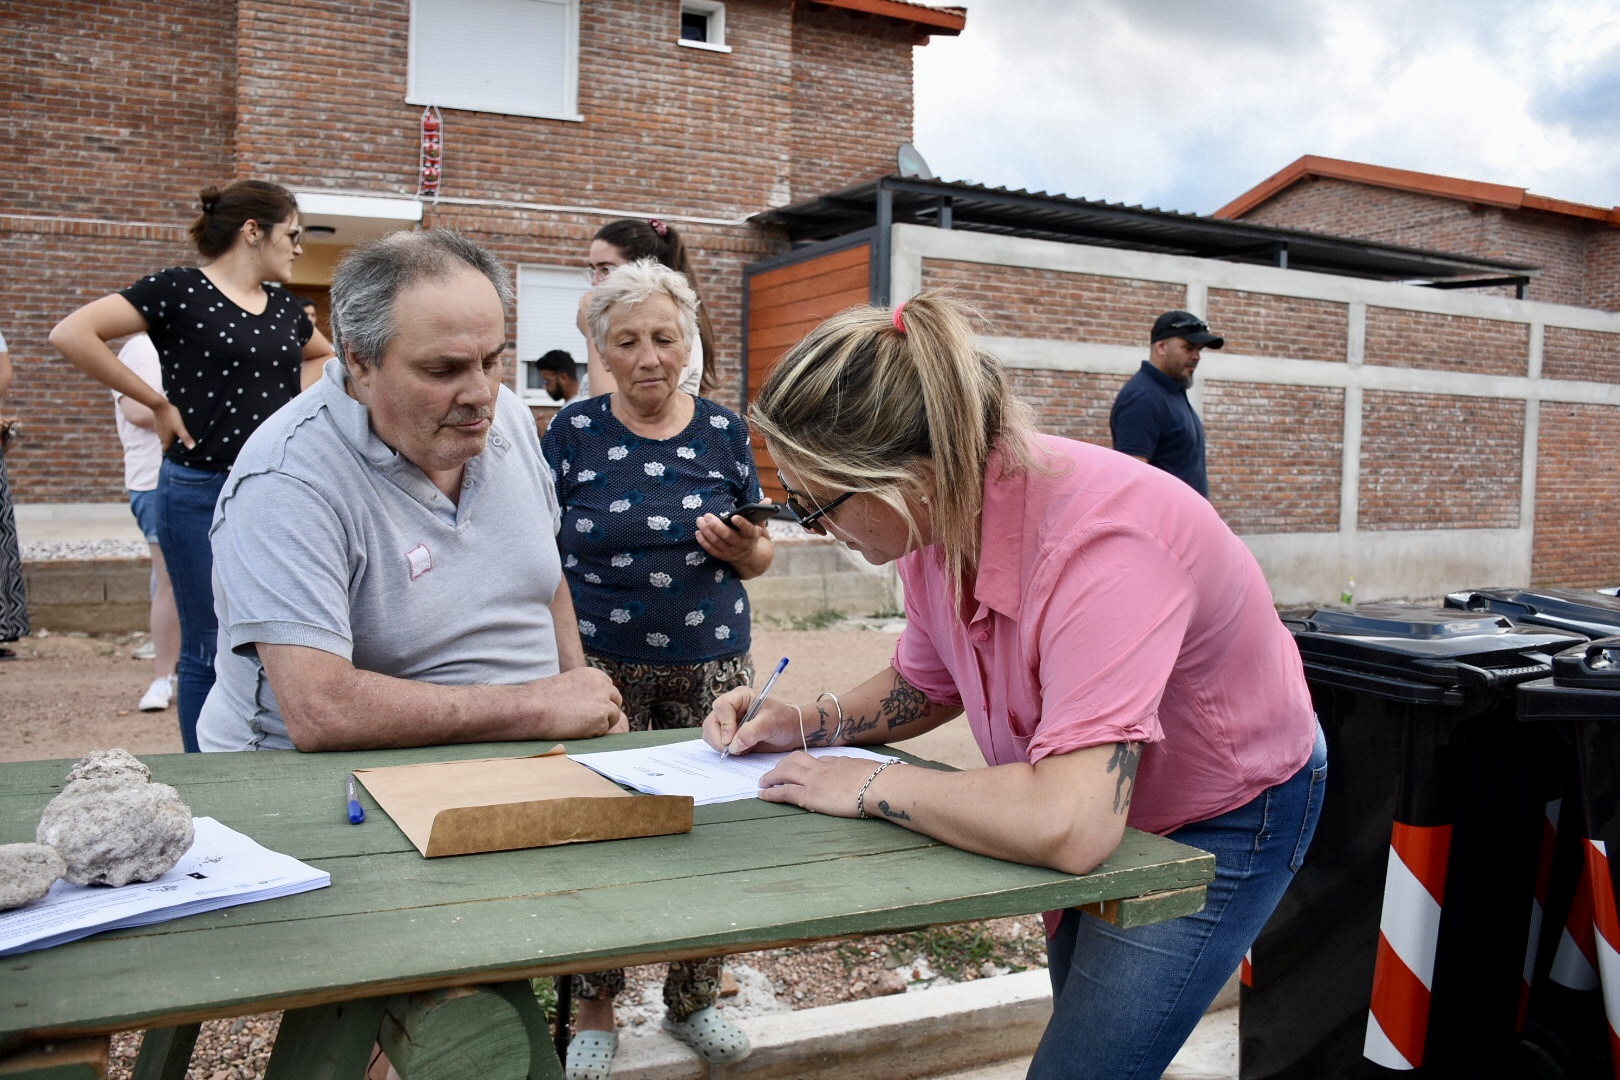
(354, 746, 693, 858)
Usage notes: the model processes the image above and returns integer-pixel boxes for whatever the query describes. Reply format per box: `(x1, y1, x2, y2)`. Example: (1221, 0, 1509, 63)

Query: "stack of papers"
(573, 737, 898, 806)
(0, 816, 330, 956)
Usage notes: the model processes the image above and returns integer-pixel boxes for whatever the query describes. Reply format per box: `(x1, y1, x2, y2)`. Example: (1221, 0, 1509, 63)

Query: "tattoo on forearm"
(1107, 742, 1141, 814)
(806, 704, 834, 747)
(881, 674, 930, 732)
(878, 800, 911, 822)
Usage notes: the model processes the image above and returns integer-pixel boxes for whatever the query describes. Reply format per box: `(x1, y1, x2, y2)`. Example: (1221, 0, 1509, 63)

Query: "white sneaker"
(131, 639, 156, 661)
(139, 677, 173, 712)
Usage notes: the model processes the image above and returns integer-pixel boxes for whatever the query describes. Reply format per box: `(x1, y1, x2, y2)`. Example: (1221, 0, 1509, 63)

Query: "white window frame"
(515, 265, 591, 406)
(678, 0, 731, 53)
(407, 0, 582, 121)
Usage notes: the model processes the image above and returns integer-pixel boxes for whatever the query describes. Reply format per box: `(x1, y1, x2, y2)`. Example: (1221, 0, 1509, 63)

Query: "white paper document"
(572, 738, 898, 805)
(0, 816, 331, 956)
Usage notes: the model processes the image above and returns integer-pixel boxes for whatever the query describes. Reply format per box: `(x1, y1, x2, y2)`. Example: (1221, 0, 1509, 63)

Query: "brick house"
(2, 0, 965, 503)
(1214, 155, 1620, 312)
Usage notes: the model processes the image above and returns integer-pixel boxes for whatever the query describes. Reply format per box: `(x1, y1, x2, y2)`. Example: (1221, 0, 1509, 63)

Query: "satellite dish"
(897, 143, 935, 180)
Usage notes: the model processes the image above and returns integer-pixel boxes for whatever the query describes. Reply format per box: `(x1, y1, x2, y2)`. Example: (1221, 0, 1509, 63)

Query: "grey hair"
(584, 258, 699, 354)
(329, 229, 515, 368)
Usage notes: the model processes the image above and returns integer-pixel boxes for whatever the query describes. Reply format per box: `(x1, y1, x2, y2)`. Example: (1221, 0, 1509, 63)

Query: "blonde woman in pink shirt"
(704, 291, 1326, 1079)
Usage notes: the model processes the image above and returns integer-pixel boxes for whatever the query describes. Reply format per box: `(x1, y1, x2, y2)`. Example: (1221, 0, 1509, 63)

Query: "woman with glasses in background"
(704, 291, 1326, 1079)
(50, 180, 332, 753)
(543, 259, 770, 1080)
(576, 217, 717, 399)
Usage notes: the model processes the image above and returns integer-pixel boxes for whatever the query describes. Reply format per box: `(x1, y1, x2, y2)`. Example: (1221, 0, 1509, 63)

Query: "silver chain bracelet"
(855, 760, 895, 819)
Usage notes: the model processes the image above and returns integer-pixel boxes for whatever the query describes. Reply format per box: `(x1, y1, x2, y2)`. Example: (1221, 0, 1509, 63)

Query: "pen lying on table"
(720, 656, 788, 760)
(344, 772, 365, 824)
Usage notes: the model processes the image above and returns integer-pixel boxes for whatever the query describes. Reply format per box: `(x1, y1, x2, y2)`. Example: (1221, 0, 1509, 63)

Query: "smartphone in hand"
(724, 501, 777, 529)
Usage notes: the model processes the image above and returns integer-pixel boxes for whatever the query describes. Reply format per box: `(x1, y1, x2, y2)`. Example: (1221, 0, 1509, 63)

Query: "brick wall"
(1207, 290, 1348, 363)
(1005, 369, 1124, 447)
(1534, 402, 1620, 585)
(919, 260, 1184, 343)
(1235, 176, 1616, 310)
(1358, 391, 1523, 530)
(1542, 326, 1620, 383)
(3, 0, 922, 501)
(790, 7, 915, 201)
(1365, 307, 1530, 376)
(1205, 383, 1343, 533)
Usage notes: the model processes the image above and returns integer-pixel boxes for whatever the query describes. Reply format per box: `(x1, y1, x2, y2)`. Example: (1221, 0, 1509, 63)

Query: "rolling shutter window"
(408, 0, 579, 120)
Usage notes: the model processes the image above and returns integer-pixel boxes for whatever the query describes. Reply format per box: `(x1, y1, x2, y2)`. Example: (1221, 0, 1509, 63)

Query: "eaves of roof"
(1215, 155, 1620, 227)
(756, 175, 1541, 284)
(806, 0, 966, 36)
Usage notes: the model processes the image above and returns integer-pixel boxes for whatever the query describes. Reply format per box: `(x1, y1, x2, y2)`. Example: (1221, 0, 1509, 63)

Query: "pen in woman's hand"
(720, 657, 788, 760)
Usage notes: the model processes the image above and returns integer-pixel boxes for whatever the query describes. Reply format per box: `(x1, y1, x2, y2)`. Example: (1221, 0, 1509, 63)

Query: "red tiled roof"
(1214, 154, 1620, 227)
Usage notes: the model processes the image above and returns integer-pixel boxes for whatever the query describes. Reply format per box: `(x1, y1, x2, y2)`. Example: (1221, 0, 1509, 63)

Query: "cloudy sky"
(913, 0, 1619, 216)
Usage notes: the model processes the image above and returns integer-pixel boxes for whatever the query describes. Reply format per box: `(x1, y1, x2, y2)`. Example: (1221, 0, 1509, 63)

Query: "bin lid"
(1517, 639, 1620, 720)
(1443, 587, 1620, 640)
(1284, 603, 1586, 692)
(1548, 635, 1620, 689)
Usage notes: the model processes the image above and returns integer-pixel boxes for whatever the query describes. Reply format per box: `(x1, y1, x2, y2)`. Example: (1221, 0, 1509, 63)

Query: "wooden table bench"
(0, 732, 1214, 1079)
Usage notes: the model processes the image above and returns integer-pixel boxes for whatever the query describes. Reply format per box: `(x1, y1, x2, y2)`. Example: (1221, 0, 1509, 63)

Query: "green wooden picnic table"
(0, 731, 1214, 1080)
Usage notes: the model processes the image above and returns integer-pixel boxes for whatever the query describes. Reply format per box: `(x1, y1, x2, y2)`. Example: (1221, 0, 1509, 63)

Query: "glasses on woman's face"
(776, 470, 856, 533)
(583, 262, 620, 285)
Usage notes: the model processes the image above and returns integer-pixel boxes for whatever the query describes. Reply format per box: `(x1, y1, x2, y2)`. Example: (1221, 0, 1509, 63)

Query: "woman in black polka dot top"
(50, 180, 335, 753)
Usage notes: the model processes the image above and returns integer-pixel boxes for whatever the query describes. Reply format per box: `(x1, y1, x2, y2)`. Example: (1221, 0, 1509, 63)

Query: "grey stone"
(36, 777, 194, 887)
(0, 843, 66, 910)
(64, 747, 153, 785)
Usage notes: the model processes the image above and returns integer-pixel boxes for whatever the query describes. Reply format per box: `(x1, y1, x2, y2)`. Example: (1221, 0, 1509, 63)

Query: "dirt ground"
(0, 621, 988, 768)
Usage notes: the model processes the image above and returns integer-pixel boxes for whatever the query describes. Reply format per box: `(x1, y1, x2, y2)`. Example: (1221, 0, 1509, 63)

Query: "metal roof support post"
(1275, 241, 1289, 269)
(938, 196, 954, 230)
(873, 181, 894, 307)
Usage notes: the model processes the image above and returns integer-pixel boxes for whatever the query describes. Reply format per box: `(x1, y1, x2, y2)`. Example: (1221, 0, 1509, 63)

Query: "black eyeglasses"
(777, 470, 855, 532)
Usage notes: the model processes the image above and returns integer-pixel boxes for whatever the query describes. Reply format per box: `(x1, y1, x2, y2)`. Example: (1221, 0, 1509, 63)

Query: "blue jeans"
(1029, 724, 1328, 1080)
(155, 461, 227, 753)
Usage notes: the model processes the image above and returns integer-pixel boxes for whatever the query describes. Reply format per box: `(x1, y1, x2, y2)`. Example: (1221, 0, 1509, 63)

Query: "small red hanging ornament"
(418, 106, 444, 200)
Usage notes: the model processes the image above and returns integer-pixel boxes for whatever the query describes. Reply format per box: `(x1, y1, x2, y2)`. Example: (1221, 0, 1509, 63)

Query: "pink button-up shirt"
(894, 434, 1315, 837)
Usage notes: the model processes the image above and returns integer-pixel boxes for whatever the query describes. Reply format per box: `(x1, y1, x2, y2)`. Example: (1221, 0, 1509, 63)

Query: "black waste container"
(1241, 604, 1587, 1079)
(1445, 587, 1620, 640)
(1516, 637, 1620, 1079)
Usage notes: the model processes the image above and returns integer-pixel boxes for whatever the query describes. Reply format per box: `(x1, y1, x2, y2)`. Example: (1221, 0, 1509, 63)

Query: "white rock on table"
(65, 747, 153, 785)
(36, 777, 194, 887)
(0, 843, 67, 910)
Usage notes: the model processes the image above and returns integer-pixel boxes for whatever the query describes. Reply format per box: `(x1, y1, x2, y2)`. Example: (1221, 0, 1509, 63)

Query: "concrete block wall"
(896, 224, 1620, 602)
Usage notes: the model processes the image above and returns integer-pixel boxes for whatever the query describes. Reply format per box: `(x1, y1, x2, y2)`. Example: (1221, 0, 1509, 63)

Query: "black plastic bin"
(1445, 587, 1620, 640)
(1241, 604, 1587, 1079)
(1515, 636, 1620, 1079)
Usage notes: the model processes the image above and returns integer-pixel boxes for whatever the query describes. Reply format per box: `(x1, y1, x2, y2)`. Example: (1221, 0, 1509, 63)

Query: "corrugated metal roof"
(755, 175, 1541, 285)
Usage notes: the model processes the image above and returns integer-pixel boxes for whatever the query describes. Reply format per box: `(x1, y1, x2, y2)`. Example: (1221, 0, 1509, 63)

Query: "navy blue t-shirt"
(1110, 361, 1208, 498)
(541, 395, 762, 664)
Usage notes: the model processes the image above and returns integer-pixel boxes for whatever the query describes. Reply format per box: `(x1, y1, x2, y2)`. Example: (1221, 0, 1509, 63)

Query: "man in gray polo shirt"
(197, 230, 626, 752)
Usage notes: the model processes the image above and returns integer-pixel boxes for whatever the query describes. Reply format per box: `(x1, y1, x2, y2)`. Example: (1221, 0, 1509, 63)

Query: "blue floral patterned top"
(541, 394, 762, 664)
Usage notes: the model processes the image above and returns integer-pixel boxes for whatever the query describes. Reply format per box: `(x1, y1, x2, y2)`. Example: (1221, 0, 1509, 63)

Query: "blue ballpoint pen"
(345, 773, 366, 825)
(721, 656, 788, 760)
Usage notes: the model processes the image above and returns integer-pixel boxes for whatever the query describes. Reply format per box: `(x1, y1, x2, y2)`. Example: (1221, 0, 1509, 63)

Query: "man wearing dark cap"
(1109, 310, 1224, 497)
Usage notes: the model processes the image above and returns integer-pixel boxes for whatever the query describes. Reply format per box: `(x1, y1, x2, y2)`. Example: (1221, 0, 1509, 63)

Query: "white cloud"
(914, 0, 1619, 213)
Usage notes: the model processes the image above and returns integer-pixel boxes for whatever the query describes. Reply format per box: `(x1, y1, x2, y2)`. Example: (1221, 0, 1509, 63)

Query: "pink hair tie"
(892, 300, 908, 335)
(648, 217, 669, 237)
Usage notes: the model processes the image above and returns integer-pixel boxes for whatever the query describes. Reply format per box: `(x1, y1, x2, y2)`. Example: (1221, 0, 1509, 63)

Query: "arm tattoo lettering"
(877, 799, 911, 822)
(1107, 742, 1141, 814)
(805, 704, 834, 747)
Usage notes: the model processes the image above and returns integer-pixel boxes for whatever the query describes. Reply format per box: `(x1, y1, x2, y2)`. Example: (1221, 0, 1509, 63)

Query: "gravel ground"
(102, 918, 1049, 1078)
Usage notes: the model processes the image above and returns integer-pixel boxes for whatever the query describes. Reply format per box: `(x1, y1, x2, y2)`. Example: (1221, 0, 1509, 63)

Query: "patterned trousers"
(570, 651, 754, 1020)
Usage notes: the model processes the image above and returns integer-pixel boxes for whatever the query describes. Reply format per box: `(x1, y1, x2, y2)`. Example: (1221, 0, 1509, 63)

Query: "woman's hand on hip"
(153, 401, 196, 451)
